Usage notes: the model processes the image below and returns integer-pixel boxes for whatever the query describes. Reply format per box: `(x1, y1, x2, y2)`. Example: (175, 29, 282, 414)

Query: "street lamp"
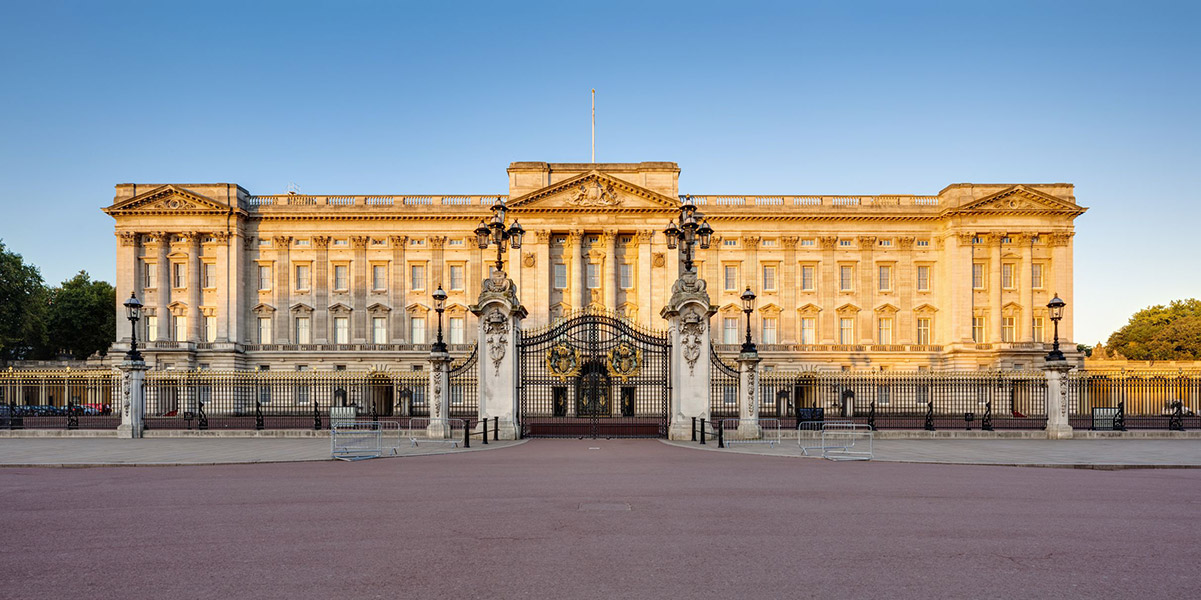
(662, 196, 713, 273)
(431, 285, 448, 354)
(1046, 294, 1066, 362)
(123, 292, 143, 362)
(474, 200, 524, 273)
(740, 286, 757, 354)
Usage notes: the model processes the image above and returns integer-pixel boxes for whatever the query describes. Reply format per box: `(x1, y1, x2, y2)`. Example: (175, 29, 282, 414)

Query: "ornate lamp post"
(474, 200, 525, 273)
(1046, 294, 1066, 362)
(431, 285, 448, 354)
(663, 196, 713, 273)
(740, 287, 757, 354)
(123, 293, 143, 362)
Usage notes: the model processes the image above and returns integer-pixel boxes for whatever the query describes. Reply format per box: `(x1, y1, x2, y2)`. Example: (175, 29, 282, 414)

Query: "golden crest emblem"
(606, 341, 642, 382)
(545, 343, 581, 380)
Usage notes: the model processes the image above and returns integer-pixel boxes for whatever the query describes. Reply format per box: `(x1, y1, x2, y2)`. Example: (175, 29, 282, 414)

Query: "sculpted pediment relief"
(507, 171, 678, 212)
(105, 185, 233, 215)
(953, 186, 1082, 215)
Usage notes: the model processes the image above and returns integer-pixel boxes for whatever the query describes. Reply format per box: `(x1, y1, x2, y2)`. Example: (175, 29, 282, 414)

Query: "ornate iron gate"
(448, 344, 479, 420)
(518, 312, 670, 438)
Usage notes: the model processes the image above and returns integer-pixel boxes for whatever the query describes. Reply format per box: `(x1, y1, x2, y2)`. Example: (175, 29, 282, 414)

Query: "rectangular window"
(972, 317, 986, 342)
(800, 318, 816, 345)
(724, 266, 738, 291)
(448, 239, 464, 247)
(334, 239, 348, 247)
(449, 317, 464, 345)
(1032, 317, 1045, 343)
(333, 265, 349, 290)
(839, 266, 853, 291)
(174, 263, 186, 288)
(762, 266, 776, 291)
(334, 317, 349, 344)
(878, 265, 891, 291)
(449, 265, 464, 291)
(722, 317, 739, 344)
(916, 318, 931, 345)
(257, 317, 272, 344)
(878, 239, 891, 247)
(147, 316, 158, 341)
(839, 318, 855, 345)
(174, 316, 187, 342)
(723, 239, 737, 247)
(204, 316, 217, 343)
(410, 265, 425, 290)
(972, 264, 985, 289)
(295, 317, 311, 344)
(144, 262, 156, 288)
(372, 265, 387, 291)
(372, 317, 387, 344)
(295, 264, 311, 290)
(1002, 264, 1015, 289)
(258, 265, 272, 291)
(839, 239, 852, 247)
(553, 263, 567, 289)
(916, 265, 930, 291)
(801, 266, 815, 291)
(916, 240, 929, 247)
(202, 263, 215, 288)
(586, 263, 600, 289)
(1002, 317, 1015, 342)
(877, 318, 893, 344)
(1031, 264, 1044, 289)
(762, 318, 777, 344)
(800, 239, 815, 247)
(409, 316, 426, 344)
(620, 264, 633, 289)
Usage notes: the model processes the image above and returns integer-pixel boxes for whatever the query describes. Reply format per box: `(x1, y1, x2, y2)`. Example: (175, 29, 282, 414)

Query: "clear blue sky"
(1, 0, 1197, 345)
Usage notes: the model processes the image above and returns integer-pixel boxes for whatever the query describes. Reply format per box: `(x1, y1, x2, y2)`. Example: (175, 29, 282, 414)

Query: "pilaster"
(273, 235, 292, 343)
(636, 231, 653, 329)
(857, 236, 875, 344)
(390, 235, 407, 343)
(781, 236, 798, 344)
(351, 236, 369, 342)
(819, 236, 838, 343)
(897, 236, 915, 344)
(566, 230, 583, 312)
(313, 236, 330, 344)
(989, 234, 1002, 343)
(154, 232, 170, 341)
(1017, 233, 1034, 342)
(603, 229, 617, 311)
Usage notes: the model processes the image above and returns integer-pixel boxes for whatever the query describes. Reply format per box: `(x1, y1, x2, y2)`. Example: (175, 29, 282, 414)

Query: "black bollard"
(699, 418, 706, 444)
(494, 416, 499, 441)
(692, 417, 697, 442)
(464, 419, 470, 448)
(483, 417, 489, 445)
(718, 420, 725, 448)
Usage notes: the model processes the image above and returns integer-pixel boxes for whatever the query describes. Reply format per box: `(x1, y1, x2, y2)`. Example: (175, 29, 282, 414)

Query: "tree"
(45, 271, 116, 360)
(0, 240, 46, 362)
(1106, 299, 1201, 361)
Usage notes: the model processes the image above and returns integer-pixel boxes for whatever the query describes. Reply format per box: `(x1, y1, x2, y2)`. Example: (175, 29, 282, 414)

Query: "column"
(273, 235, 292, 343)
(214, 231, 232, 343)
(114, 232, 139, 342)
(566, 230, 583, 312)
(186, 233, 202, 342)
(351, 236, 369, 342)
(603, 229, 617, 312)
(743, 236, 761, 337)
(1050, 232, 1074, 344)
(705, 235, 720, 293)
(432, 236, 446, 289)
(819, 236, 838, 343)
(897, 237, 915, 343)
(738, 353, 761, 438)
(534, 230, 552, 328)
(1018, 233, 1034, 342)
(637, 231, 653, 329)
(154, 232, 169, 341)
(781, 237, 798, 344)
(116, 359, 148, 439)
(948, 233, 974, 343)
(427, 349, 451, 438)
(1044, 361, 1073, 439)
(389, 235, 408, 342)
(989, 234, 1002, 344)
(857, 236, 875, 343)
(313, 236, 330, 343)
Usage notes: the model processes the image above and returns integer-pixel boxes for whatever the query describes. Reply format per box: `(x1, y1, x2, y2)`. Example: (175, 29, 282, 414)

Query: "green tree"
(45, 271, 116, 360)
(0, 240, 46, 362)
(1106, 299, 1201, 361)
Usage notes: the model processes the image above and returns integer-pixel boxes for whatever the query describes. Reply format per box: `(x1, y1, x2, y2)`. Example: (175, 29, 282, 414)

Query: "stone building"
(104, 161, 1084, 372)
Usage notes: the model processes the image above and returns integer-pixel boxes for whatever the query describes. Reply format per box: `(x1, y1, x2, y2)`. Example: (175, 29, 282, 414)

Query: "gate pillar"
(738, 351, 762, 438)
(1044, 359, 1074, 439)
(117, 359, 147, 439)
(661, 271, 717, 440)
(470, 271, 527, 440)
(427, 350, 452, 439)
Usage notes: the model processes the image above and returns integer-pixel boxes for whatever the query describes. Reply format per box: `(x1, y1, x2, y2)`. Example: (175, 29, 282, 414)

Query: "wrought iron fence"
(1066, 371, 1201, 430)
(710, 348, 740, 420)
(0, 369, 121, 429)
(448, 345, 479, 419)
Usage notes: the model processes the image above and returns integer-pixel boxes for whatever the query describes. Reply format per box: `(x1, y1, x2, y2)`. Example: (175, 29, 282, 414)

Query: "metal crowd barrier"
(331, 421, 386, 461)
(405, 418, 465, 448)
(798, 420, 874, 460)
(720, 418, 782, 447)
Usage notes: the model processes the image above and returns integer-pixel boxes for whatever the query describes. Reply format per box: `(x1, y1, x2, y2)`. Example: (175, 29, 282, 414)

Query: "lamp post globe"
(740, 287, 757, 354)
(123, 293, 144, 362)
(1046, 294, 1066, 362)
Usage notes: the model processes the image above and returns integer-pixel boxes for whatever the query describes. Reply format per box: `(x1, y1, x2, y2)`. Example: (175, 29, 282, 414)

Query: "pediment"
(445, 302, 470, 315)
(874, 302, 899, 314)
(290, 302, 314, 314)
(913, 303, 939, 314)
(366, 302, 391, 313)
(796, 303, 822, 314)
(952, 186, 1083, 215)
(251, 302, 275, 314)
(835, 303, 861, 314)
(105, 185, 234, 215)
(506, 171, 679, 212)
(404, 302, 429, 313)
(718, 302, 742, 314)
(757, 303, 782, 315)
(329, 302, 353, 314)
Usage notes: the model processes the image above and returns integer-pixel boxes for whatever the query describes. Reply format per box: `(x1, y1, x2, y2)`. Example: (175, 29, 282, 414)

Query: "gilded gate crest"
(606, 341, 642, 382)
(545, 343, 581, 381)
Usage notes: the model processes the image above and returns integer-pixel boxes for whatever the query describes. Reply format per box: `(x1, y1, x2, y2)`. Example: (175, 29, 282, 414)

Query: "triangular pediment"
(913, 303, 939, 314)
(507, 171, 679, 211)
(874, 302, 899, 314)
(104, 185, 235, 215)
(366, 302, 391, 313)
(952, 185, 1083, 215)
(797, 303, 822, 314)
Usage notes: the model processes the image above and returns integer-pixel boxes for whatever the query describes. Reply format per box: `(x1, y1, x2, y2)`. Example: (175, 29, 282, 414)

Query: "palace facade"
(104, 161, 1085, 372)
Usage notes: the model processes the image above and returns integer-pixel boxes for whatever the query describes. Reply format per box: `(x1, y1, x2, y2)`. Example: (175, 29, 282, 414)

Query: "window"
(839, 266, 853, 291)
(839, 318, 855, 345)
(763, 318, 777, 344)
(761, 239, 777, 247)
(762, 266, 776, 291)
(878, 239, 891, 248)
(370, 238, 385, 247)
(408, 238, 424, 247)
(204, 316, 217, 343)
(202, 263, 215, 288)
(553, 264, 567, 289)
(917, 265, 930, 291)
(1002, 317, 1015, 342)
(1002, 263, 1015, 289)
(257, 317, 272, 344)
(877, 318, 893, 344)
(1032, 318, 1045, 343)
(333, 265, 349, 290)
(295, 264, 310, 290)
(972, 264, 985, 289)
(916, 240, 929, 247)
(1032, 264, 1044, 289)
(586, 263, 600, 289)
(258, 265, 272, 291)
(372, 265, 387, 291)
(801, 266, 815, 291)
(620, 264, 633, 289)
(800, 239, 815, 247)
(800, 318, 816, 345)
(724, 266, 738, 291)
(723, 239, 737, 247)
(839, 239, 852, 247)
(333, 239, 348, 247)
(448, 239, 464, 247)
(1002, 236, 1012, 244)
(144, 262, 156, 288)
(449, 265, 464, 290)
(410, 265, 425, 290)
(722, 317, 739, 344)
(173, 263, 186, 288)
(294, 239, 310, 247)
(259, 238, 271, 247)
(372, 317, 387, 344)
(878, 265, 891, 291)
(409, 316, 426, 344)
(916, 318, 931, 345)
(972, 317, 986, 342)
(295, 317, 311, 344)
(147, 316, 158, 341)
(334, 317, 349, 344)
(449, 317, 464, 345)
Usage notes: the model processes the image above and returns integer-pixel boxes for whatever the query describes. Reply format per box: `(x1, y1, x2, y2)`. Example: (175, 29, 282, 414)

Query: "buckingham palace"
(103, 161, 1085, 372)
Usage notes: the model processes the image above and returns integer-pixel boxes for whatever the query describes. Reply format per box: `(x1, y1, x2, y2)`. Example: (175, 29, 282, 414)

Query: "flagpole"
(591, 88, 595, 163)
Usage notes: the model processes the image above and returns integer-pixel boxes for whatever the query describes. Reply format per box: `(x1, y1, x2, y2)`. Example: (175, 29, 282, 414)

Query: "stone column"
(603, 230, 617, 312)
(273, 235, 292, 343)
(390, 235, 407, 342)
(949, 233, 974, 343)
(818, 236, 838, 343)
(989, 234, 1002, 343)
(738, 351, 761, 438)
(705, 235, 720, 297)
(313, 236, 330, 343)
(661, 270, 716, 440)
(781, 237, 798, 343)
(857, 236, 875, 343)
(1018, 234, 1034, 342)
(566, 230, 583, 312)
(1044, 360, 1073, 439)
(532, 231, 551, 328)
(637, 231, 653, 328)
(154, 232, 170, 341)
(213, 232, 232, 343)
(743, 235, 761, 338)
(115, 231, 140, 342)
(1050, 232, 1074, 344)
(184, 233, 203, 342)
(351, 236, 369, 342)
(897, 237, 915, 343)
(427, 349, 452, 438)
(471, 270, 526, 439)
(117, 359, 148, 439)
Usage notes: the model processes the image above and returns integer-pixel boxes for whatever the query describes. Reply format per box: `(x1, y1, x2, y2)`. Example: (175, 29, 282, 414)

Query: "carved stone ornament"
(117, 231, 139, 247)
(155, 195, 195, 210)
(484, 308, 509, 376)
(479, 269, 521, 308)
(546, 342, 581, 381)
(210, 231, 230, 243)
(432, 375, 442, 418)
(680, 307, 705, 376)
(121, 371, 132, 417)
(818, 236, 838, 251)
(522, 252, 536, 268)
(652, 253, 665, 268)
(746, 368, 757, 417)
(313, 236, 331, 249)
(568, 181, 622, 207)
(668, 270, 709, 311)
(606, 341, 642, 382)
